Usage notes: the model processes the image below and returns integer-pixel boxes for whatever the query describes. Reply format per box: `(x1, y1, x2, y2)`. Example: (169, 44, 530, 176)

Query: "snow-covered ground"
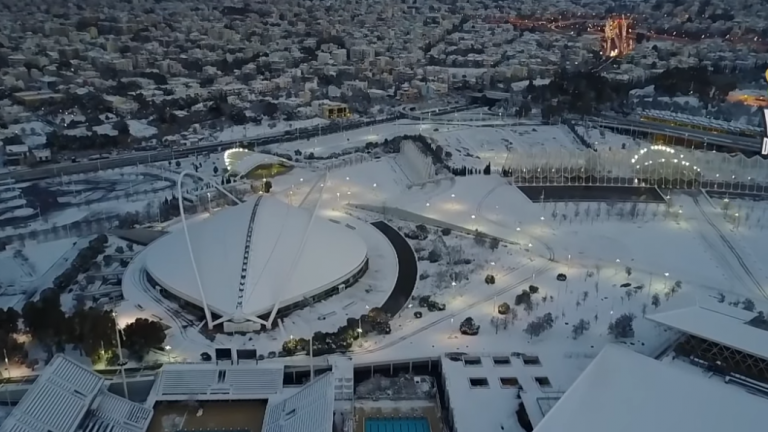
(114, 153, 768, 380)
(7, 120, 768, 399)
(576, 125, 648, 151)
(0, 153, 229, 238)
(0, 237, 79, 304)
(431, 125, 583, 169)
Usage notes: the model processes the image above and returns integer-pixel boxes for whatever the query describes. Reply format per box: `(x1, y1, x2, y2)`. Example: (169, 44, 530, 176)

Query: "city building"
(318, 102, 351, 119)
(12, 90, 65, 107)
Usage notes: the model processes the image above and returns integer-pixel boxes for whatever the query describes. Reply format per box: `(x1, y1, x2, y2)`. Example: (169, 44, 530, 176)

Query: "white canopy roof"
(145, 196, 367, 320)
(646, 302, 768, 360)
(0, 354, 152, 432)
(224, 149, 292, 176)
(534, 344, 768, 432)
(264, 372, 334, 432)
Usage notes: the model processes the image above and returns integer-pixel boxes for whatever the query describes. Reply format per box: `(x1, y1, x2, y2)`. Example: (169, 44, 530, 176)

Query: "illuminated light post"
(112, 312, 129, 399)
(165, 345, 172, 362)
(664, 272, 669, 290)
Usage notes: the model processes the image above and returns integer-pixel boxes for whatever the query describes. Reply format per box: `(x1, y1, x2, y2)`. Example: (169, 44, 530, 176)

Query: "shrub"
(514, 290, 531, 306)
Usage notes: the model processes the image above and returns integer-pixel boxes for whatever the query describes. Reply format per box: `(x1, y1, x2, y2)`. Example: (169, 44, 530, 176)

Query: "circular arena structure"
(143, 194, 369, 332)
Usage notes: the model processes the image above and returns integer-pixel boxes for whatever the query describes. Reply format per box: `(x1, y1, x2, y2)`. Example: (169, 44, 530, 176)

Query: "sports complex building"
(0, 353, 337, 432)
(143, 193, 369, 332)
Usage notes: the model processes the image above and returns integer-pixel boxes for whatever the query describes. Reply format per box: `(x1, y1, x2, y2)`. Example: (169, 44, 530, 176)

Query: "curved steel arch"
(239, 172, 329, 327)
(177, 170, 244, 330)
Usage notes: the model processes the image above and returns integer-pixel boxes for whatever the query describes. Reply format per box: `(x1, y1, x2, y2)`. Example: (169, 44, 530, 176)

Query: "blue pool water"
(365, 417, 430, 432)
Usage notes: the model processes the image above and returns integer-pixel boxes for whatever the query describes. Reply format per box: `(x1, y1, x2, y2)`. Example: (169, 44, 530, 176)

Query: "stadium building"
(0, 353, 337, 432)
(143, 191, 369, 332)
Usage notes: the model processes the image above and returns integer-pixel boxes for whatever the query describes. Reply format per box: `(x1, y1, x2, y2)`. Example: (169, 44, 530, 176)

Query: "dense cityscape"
(0, 0, 767, 431)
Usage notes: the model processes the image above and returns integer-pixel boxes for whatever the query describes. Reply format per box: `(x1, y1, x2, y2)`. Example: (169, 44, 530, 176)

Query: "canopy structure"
(224, 148, 293, 179)
(144, 189, 368, 329)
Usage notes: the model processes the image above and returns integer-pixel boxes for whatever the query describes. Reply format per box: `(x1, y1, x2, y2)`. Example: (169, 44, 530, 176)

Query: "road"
(0, 105, 479, 183)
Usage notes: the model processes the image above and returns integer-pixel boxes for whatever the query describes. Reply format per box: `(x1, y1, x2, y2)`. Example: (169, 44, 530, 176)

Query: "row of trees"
(281, 307, 392, 357)
(10, 288, 166, 365)
(52, 234, 109, 291)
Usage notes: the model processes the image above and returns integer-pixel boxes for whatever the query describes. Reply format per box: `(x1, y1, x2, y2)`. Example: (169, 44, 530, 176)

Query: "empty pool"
(365, 417, 430, 432)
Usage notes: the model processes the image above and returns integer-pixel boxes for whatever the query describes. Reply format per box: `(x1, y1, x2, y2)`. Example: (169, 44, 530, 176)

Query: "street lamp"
(164, 345, 172, 362)
(111, 312, 129, 399)
(664, 272, 669, 290)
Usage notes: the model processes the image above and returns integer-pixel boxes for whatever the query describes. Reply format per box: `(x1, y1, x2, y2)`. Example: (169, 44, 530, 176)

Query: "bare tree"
(651, 293, 661, 309)
(571, 318, 591, 339)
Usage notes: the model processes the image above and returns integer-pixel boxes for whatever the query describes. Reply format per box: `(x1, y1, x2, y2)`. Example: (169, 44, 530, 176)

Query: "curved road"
(370, 221, 418, 316)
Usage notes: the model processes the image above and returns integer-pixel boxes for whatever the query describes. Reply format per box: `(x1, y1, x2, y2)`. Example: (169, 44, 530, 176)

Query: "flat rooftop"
(533, 344, 768, 432)
(646, 302, 768, 360)
(441, 354, 565, 432)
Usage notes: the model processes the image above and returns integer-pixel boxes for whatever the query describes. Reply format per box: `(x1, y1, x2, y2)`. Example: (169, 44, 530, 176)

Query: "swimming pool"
(365, 417, 430, 432)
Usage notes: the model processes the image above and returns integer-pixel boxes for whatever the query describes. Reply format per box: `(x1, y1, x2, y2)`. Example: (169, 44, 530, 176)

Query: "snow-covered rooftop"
(149, 363, 284, 402)
(533, 344, 768, 432)
(646, 302, 768, 360)
(0, 354, 152, 432)
(263, 372, 334, 432)
(441, 354, 539, 432)
(144, 195, 368, 320)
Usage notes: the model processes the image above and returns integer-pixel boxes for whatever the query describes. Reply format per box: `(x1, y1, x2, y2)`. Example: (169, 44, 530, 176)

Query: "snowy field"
(0, 153, 229, 239)
(576, 126, 648, 151)
(0, 238, 76, 288)
(430, 125, 584, 169)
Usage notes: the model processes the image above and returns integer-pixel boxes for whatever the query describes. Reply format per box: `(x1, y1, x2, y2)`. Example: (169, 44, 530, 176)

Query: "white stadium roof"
(0, 354, 152, 432)
(646, 302, 768, 360)
(149, 363, 284, 403)
(263, 372, 334, 432)
(144, 195, 367, 322)
(533, 345, 768, 432)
